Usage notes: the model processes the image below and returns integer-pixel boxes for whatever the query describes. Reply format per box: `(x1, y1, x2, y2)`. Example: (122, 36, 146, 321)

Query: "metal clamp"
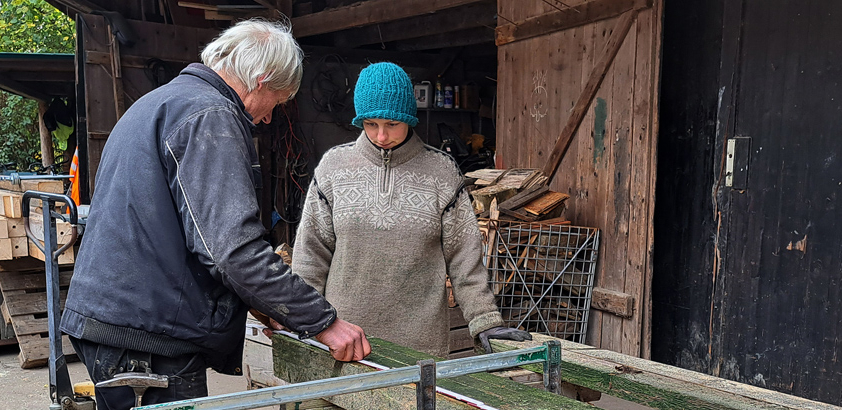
(416, 359, 436, 410)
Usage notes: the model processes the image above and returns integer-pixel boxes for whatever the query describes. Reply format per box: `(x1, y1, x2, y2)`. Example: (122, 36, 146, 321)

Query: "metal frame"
(486, 223, 600, 343)
(136, 340, 561, 410)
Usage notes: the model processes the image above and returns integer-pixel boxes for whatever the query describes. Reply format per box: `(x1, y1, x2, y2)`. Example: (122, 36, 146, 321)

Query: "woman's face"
(363, 118, 409, 149)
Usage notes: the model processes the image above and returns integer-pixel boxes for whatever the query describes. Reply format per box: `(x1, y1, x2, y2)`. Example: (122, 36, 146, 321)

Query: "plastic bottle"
(434, 77, 444, 108)
(454, 85, 461, 109)
(444, 85, 454, 109)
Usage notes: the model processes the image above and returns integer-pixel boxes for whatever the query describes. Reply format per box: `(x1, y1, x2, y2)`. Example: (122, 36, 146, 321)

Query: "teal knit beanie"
(352, 62, 419, 128)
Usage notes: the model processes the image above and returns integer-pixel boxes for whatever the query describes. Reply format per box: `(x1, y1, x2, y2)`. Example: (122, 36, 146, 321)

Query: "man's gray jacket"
(60, 63, 336, 374)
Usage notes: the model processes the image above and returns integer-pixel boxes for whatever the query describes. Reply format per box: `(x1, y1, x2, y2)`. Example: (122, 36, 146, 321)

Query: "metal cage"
(483, 222, 600, 343)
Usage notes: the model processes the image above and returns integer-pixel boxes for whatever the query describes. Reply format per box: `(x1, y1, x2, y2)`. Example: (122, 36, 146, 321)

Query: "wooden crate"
(0, 268, 77, 368)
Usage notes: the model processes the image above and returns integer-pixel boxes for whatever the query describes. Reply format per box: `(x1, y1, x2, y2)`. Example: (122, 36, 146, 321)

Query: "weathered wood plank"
(523, 191, 569, 215)
(627, 0, 661, 359)
(335, 1, 496, 49)
(17, 333, 76, 369)
(0, 270, 72, 292)
(0, 256, 53, 272)
(291, 0, 482, 38)
(496, 0, 649, 46)
(492, 334, 837, 410)
(590, 287, 634, 318)
(497, 185, 549, 211)
(273, 335, 592, 410)
(2, 290, 67, 316)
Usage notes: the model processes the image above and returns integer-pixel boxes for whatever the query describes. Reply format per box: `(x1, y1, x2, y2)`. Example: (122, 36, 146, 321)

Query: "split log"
(470, 185, 516, 214)
(495, 169, 541, 190)
(524, 191, 570, 216)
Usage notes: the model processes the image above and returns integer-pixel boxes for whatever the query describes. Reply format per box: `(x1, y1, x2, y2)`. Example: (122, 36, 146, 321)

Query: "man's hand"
(249, 309, 284, 338)
(477, 327, 532, 353)
(315, 318, 371, 362)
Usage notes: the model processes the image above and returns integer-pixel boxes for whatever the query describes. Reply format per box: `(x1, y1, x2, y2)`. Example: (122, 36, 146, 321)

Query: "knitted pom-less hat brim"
(352, 110, 419, 128)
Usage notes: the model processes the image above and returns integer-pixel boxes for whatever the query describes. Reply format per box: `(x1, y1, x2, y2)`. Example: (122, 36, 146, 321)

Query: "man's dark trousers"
(70, 337, 208, 409)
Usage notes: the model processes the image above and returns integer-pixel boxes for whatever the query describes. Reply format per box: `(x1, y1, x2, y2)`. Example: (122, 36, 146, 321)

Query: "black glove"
(477, 327, 532, 353)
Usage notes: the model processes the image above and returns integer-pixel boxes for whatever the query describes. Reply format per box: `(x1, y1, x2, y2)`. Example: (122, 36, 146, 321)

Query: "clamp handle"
(21, 191, 79, 259)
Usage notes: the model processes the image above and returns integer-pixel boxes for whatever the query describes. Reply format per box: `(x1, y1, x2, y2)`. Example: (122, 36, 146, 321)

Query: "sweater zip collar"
(355, 129, 425, 168)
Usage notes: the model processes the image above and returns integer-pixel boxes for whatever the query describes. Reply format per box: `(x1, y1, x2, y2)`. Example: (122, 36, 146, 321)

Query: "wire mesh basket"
(482, 222, 600, 343)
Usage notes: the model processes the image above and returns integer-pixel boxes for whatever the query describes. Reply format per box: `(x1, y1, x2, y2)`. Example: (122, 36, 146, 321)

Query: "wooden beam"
(334, 1, 496, 48)
(48, 0, 101, 13)
(301, 45, 430, 68)
(541, 10, 637, 182)
(0, 76, 50, 102)
(496, 0, 650, 46)
(591, 287, 634, 318)
(273, 334, 592, 410)
(252, 0, 291, 16)
(394, 27, 494, 52)
(6, 72, 75, 82)
(291, 0, 483, 38)
(37, 101, 54, 167)
(492, 334, 838, 410)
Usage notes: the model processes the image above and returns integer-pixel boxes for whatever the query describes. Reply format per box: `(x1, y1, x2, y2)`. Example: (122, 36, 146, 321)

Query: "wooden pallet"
(0, 292, 17, 346)
(0, 268, 77, 368)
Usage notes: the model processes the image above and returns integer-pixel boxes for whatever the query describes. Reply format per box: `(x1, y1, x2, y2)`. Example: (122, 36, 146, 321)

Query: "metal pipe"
(0, 173, 72, 186)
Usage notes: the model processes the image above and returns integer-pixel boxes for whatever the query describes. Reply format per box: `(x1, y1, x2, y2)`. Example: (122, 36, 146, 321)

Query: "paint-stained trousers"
(70, 336, 208, 409)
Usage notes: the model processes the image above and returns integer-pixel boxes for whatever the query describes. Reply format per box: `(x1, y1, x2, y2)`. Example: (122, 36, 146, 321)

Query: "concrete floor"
(1, 343, 649, 410)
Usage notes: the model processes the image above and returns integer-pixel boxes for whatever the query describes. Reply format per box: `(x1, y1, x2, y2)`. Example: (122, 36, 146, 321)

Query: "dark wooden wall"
(651, 0, 723, 374)
(78, 14, 217, 197)
(496, 0, 663, 358)
(653, 0, 842, 404)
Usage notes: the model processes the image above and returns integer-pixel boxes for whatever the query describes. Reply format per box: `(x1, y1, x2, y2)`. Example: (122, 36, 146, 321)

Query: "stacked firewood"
(466, 168, 569, 223)
(467, 169, 596, 342)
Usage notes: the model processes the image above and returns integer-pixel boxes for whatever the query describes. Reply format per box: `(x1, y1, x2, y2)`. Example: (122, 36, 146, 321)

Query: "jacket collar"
(355, 130, 424, 166)
(181, 63, 255, 126)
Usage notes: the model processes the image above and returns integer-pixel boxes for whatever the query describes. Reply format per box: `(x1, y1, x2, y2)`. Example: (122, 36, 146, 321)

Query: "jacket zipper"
(380, 148, 392, 193)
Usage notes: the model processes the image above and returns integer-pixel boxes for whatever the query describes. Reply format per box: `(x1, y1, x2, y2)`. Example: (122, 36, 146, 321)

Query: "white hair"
(201, 18, 303, 95)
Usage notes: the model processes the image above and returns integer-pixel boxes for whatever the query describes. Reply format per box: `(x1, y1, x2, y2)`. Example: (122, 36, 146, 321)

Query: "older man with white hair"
(60, 19, 370, 409)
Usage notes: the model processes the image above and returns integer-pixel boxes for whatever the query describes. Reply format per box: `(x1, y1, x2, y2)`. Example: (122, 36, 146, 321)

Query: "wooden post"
(37, 101, 54, 168)
(108, 25, 125, 120)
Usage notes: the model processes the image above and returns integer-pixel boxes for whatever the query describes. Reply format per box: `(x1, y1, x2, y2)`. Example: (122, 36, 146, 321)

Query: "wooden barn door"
(76, 14, 217, 200)
(495, 0, 663, 357)
(706, 0, 842, 403)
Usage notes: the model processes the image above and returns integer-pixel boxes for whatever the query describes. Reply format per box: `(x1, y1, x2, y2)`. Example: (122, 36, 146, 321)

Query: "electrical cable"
(272, 100, 313, 240)
(308, 54, 354, 127)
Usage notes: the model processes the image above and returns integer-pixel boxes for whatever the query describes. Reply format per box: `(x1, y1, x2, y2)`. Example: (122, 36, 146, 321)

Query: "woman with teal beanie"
(292, 62, 530, 357)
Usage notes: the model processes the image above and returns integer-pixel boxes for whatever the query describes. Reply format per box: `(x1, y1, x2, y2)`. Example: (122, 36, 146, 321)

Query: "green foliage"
(0, 0, 75, 53)
(0, 0, 74, 170)
(0, 92, 40, 169)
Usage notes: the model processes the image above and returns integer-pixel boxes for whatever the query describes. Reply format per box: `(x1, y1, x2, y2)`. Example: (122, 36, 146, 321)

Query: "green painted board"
(490, 334, 839, 410)
(273, 335, 594, 410)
